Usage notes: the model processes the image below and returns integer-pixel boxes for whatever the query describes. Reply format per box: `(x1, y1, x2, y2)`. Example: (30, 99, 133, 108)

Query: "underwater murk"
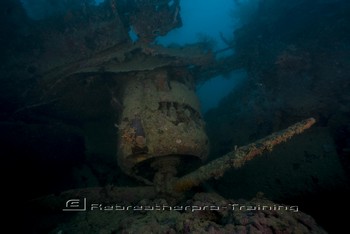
(1, 0, 350, 233)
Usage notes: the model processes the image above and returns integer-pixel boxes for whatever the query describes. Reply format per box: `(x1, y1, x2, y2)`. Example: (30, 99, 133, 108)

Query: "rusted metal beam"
(173, 118, 316, 192)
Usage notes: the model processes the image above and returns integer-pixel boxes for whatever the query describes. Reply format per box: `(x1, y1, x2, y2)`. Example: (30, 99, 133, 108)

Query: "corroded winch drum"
(117, 68, 209, 180)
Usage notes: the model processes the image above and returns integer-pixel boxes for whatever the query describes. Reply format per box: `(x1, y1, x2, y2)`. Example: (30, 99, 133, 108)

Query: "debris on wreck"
(4, 1, 330, 233)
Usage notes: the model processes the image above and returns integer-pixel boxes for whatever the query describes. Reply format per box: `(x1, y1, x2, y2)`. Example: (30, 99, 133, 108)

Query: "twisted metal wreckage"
(36, 117, 315, 209)
(30, 0, 318, 223)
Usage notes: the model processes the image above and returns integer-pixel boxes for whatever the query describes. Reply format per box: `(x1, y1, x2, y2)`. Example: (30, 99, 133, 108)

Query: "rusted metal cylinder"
(117, 68, 209, 181)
